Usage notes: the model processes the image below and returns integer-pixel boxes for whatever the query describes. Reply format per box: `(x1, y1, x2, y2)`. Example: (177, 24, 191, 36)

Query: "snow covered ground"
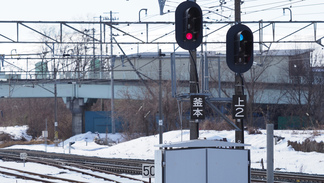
(0, 125, 32, 141)
(1, 126, 324, 182)
(0, 161, 146, 183)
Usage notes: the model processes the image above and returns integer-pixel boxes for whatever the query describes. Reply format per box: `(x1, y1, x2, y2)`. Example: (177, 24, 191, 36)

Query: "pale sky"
(0, 0, 323, 55)
(0, 0, 323, 22)
(0, 0, 323, 73)
(0, 0, 161, 21)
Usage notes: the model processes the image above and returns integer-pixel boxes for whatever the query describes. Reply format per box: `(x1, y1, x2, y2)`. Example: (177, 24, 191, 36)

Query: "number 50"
(142, 164, 155, 178)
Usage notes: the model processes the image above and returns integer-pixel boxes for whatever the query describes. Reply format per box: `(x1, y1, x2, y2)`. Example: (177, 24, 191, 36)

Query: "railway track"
(0, 149, 323, 182)
(251, 169, 324, 183)
(0, 149, 150, 183)
(0, 165, 87, 183)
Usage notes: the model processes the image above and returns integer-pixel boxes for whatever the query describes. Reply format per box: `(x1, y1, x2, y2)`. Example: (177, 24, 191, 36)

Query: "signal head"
(226, 24, 254, 73)
(175, 1, 203, 50)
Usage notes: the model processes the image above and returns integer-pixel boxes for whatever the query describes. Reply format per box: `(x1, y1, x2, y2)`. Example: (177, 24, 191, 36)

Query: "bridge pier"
(65, 97, 95, 135)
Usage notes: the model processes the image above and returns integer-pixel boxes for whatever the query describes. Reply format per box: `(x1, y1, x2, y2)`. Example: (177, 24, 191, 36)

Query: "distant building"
(106, 49, 322, 129)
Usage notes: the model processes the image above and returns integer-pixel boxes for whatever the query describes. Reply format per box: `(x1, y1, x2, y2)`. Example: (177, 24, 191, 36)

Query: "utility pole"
(267, 123, 274, 183)
(54, 58, 58, 147)
(110, 11, 115, 134)
(234, 0, 244, 145)
(158, 49, 163, 145)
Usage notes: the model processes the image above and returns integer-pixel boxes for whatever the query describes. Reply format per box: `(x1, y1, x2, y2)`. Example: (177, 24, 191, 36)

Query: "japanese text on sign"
(233, 95, 246, 119)
(190, 95, 205, 120)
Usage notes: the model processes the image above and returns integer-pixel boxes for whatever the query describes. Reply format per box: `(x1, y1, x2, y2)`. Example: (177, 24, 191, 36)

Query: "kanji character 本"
(193, 108, 203, 117)
(193, 97, 203, 107)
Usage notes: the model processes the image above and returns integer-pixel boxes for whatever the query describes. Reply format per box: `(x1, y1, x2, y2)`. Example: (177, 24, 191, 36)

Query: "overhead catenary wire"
(243, 0, 309, 15)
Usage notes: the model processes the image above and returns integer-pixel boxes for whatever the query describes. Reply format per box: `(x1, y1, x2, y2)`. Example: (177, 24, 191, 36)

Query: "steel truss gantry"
(0, 20, 323, 47)
(0, 19, 322, 136)
(0, 20, 322, 88)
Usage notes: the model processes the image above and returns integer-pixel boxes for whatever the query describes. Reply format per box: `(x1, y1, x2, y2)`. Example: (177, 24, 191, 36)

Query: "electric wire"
(1, 0, 324, 82)
(242, 0, 298, 10)
(243, 0, 307, 15)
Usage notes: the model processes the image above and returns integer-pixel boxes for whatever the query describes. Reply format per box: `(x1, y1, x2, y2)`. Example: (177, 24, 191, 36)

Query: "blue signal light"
(240, 34, 244, 41)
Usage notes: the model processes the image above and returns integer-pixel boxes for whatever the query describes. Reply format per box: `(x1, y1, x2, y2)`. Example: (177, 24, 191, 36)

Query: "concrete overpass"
(0, 78, 305, 136)
(0, 79, 142, 135)
(0, 50, 314, 135)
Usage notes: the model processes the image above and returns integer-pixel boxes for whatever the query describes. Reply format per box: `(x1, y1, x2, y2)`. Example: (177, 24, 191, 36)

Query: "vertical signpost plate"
(233, 95, 246, 119)
(190, 95, 205, 120)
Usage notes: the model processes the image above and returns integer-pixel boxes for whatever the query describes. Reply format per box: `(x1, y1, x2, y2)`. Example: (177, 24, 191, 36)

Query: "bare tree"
(208, 51, 285, 128)
(37, 26, 108, 81)
(0, 98, 72, 139)
(279, 49, 324, 128)
(114, 80, 189, 140)
(244, 51, 286, 127)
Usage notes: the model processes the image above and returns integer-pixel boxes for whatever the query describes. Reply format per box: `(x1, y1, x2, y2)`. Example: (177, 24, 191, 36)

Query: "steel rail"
(251, 169, 324, 183)
(0, 149, 150, 183)
(0, 170, 55, 183)
(1, 149, 323, 183)
(0, 166, 86, 183)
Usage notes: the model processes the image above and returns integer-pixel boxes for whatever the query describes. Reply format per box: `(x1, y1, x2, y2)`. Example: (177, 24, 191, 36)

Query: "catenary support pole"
(110, 11, 115, 134)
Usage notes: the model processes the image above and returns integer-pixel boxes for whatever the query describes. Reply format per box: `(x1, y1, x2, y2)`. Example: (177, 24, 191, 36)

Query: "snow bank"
(3, 128, 324, 175)
(0, 125, 32, 141)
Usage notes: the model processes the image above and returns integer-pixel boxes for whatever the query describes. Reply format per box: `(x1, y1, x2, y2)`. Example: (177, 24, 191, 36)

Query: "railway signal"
(226, 24, 254, 73)
(175, 1, 203, 50)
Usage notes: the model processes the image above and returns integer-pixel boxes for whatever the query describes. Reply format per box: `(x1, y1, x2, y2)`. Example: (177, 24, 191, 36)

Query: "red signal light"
(175, 1, 202, 50)
(186, 32, 193, 40)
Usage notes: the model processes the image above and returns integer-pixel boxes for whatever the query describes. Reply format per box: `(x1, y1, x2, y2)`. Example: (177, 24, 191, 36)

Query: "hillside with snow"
(1, 126, 324, 175)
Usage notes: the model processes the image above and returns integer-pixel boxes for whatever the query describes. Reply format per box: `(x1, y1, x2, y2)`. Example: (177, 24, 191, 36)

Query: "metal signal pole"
(235, 0, 241, 23)
(189, 49, 199, 140)
(176, 0, 202, 140)
(189, 0, 199, 140)
(234, 0, 244, 145)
